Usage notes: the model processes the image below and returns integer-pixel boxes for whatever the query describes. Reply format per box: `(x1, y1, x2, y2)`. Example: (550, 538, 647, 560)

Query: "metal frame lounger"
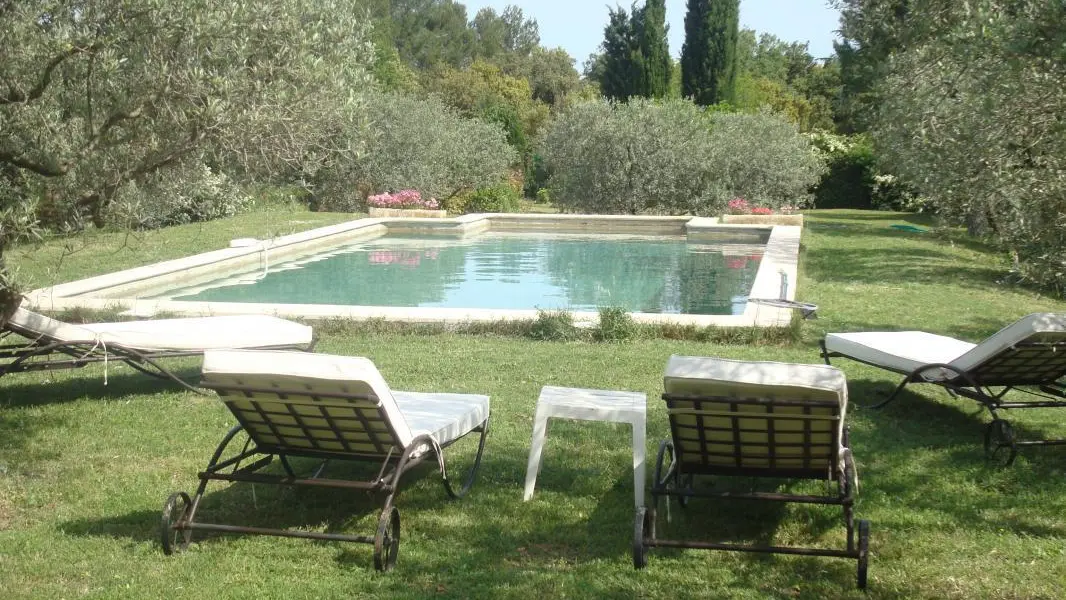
(820, 313, 1066, 465)
(159, 349, 490, 571)
(634, 355, 870, 590)
(0, 307, 315, 392)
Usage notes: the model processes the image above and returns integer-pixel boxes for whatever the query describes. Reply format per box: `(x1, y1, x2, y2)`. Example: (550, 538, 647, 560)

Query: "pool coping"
(25, 213, 801, 328)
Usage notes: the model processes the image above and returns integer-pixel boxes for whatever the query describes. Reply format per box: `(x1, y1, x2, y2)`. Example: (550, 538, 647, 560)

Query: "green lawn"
(2, 209, 1065, 599)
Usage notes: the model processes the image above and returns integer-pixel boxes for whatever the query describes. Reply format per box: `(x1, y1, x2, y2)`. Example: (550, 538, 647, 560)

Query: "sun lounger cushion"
(393, 392, 491, 447)
(10, 308, 313, 352)
(823, 331, 975, 376)
(664, 356, 847, 470)
(665, 355, 848, 407)
(824, 313, 1066, 378)
(201, 350, 488, 452)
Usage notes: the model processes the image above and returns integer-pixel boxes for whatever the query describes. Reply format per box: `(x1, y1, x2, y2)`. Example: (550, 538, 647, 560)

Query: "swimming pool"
(156, 232, 763, 315)
(26, 213, 802, 328)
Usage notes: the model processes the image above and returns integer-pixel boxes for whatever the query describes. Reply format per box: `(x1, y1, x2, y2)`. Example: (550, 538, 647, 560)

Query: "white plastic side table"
(522, 385, 647, 508)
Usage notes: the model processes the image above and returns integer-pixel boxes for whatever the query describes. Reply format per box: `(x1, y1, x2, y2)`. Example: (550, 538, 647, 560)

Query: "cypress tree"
(638, 0, 671, 98)
(600, 5, 640, 101)
(681, 0, 740, 105)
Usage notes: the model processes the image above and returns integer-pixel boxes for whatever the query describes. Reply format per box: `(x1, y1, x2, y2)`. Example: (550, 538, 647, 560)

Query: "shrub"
(808, 132, 876, 209)
(107, 163, 252, 230)
(726, 197, 750, 214)
(523, 153, 551, 198)
(593, 306, 639, 341)
(459, 184, 521, 214)
(528, 309, 579, 341)
(703, 110, 826, 211)
(539, 98, 718, 215)
(312, 91, 516, 212)
(540, 100, 824, 216)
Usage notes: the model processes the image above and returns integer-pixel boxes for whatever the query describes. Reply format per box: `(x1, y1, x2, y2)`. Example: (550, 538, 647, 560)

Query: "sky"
(460, 0, 842, 68)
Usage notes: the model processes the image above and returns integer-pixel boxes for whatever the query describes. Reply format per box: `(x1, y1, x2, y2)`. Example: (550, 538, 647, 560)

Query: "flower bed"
(366, 189, 445, 217)
(722, 197, 803, 226)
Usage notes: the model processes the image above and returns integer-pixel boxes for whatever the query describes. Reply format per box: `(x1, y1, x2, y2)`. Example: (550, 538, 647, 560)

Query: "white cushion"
(665, 355, 848, 407)
(825, 313, 1066, 378)
(201, 350, 489, 450)
(824, 331, 975, 376)
(10, 308, 313, 352)
(393, 391, 490, 447)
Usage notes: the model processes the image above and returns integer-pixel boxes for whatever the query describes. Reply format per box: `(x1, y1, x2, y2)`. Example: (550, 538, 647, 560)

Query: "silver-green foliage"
(870, 1, 1066, 290)
(706, 110, 826, 208)
(539, 99, 822, 215)
(107, 164, 252, 230)
(540, 99, 715, 214)
(316, 91, 516, 210)
(0, 0, 374, 232)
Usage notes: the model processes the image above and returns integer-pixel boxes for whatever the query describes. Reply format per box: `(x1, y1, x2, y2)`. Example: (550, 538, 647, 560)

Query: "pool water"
(163, 233, 763, 315)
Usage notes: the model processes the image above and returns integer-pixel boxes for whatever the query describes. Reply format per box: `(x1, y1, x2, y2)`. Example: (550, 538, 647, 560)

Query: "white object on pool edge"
(229, 238, 260, 248)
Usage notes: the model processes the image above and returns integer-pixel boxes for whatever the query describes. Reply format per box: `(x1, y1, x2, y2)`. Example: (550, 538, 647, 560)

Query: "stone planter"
(721, 214, 804, 227)
(368, 207, 448, 219)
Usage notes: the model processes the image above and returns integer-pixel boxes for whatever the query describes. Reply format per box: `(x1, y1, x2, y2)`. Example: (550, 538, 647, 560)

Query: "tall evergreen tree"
(638, 0, 671, 98)
(600, 5, 641, 100)
(681, 0, 740, 105)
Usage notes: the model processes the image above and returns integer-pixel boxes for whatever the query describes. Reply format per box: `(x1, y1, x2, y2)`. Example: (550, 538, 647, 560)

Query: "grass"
(3, 208, 1066, 599)
(7, 197, 358, 292)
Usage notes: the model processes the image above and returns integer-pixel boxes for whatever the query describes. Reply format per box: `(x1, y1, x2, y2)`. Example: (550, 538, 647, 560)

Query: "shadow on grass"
(0, 366, 201, 409)
(60, 456, 448, 546)
(803, 244, 1004, 290)
(845, 379, 1066, 531)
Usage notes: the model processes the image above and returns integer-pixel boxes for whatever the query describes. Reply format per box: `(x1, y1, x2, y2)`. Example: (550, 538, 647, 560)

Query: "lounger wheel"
(856, 519, 870, 590)
(373, 506, 401, 572)
(633, 507, 654, 569)
(160, 491, 193, 555)
(984, 419, 1018, 466)
(651, 441, 674, 514)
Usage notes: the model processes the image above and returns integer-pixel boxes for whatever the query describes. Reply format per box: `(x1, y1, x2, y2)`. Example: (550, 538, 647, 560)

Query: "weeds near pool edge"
(307, 311, 800, 345)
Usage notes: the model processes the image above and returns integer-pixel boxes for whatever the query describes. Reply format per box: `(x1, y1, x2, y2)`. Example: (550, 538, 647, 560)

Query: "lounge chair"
(820, 313, 1066, 464)
(0, 306, 315, 391)
(159, 349, 490, 571)
(634, 355, 870, 590)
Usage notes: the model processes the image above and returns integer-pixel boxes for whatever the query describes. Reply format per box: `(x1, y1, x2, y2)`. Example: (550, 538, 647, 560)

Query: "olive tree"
(313, 91, 516, 209)
(705, 110, 825, 208)
(867, 1, 1066, 291)
(539, 99, 718, 215)
(539, 99, 822, 215)
(0, 0, 375, 314)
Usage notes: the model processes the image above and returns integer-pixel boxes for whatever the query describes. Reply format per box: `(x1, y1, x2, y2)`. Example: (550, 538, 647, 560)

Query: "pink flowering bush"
(366, 189, 440, 210)
(726, 197, 750, 214)
(726, 197, 776, 216)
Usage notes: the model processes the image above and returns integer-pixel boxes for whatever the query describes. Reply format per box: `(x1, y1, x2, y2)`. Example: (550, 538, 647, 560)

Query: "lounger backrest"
(200, 350, 415, 458)
(951, 313, 1066, 386)
(663, 356, 848, 478)
(6, 307, 99, 342)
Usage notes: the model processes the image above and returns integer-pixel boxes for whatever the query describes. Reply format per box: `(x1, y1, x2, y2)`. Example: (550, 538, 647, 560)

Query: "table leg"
(632, 413, 646, 508)
(523, 407, 550, 502)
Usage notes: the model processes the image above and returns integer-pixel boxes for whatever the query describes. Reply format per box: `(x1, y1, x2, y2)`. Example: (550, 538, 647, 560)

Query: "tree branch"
(0, 149, 67, 177)
(1, 43, 101, 106)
